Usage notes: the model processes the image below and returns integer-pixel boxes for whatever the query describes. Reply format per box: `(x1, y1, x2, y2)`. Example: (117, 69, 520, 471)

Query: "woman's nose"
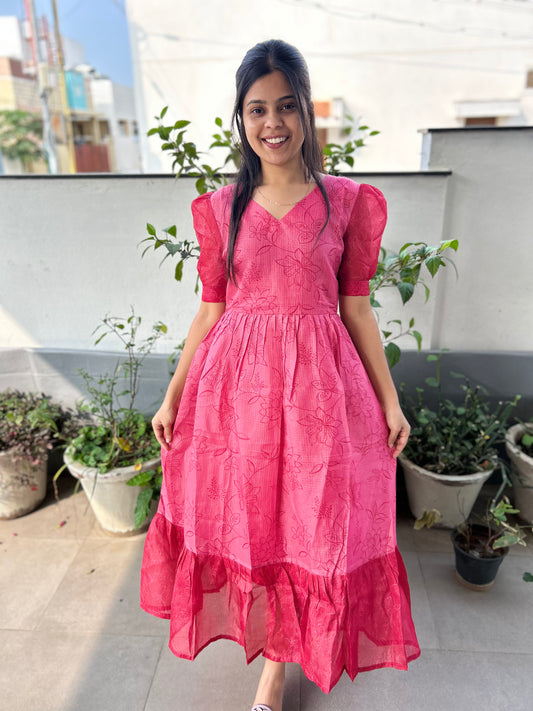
(264, 111, 283, 128)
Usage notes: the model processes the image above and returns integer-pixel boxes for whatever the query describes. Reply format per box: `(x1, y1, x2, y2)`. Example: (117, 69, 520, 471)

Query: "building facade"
(0, 15, 140, 174)
(125, 0, 533, 172)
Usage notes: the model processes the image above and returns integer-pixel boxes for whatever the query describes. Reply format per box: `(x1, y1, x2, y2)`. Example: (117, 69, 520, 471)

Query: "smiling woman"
(242, 73, 305, 175)
(140, 38, 420, 711)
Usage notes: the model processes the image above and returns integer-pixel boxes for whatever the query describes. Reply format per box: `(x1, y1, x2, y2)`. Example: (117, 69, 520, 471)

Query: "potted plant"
(399, 354, 519, 528)
(451, 497, 531, 590)
(505, 420, 533, 523)
(416, 498, 531, 590)
(0, 390, 72, 519)
(62, 309, 166, 534)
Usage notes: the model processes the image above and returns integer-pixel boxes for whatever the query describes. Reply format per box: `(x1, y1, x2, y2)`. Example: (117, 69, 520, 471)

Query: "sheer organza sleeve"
(337, 183, 387, 297)
(191, 192, 227, 303)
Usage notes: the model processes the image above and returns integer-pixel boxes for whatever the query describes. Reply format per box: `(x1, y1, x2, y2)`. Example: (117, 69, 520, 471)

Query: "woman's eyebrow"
(246, 94, 295, 107)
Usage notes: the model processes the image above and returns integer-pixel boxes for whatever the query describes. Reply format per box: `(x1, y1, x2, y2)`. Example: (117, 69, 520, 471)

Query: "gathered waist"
(223, 308, 339, 317)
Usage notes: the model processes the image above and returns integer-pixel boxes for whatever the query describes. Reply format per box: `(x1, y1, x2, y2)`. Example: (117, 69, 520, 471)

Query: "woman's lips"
(262, 136, 289, 149)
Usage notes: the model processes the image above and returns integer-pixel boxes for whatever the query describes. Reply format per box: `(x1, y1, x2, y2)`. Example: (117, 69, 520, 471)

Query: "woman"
(141, 39, 420, 711)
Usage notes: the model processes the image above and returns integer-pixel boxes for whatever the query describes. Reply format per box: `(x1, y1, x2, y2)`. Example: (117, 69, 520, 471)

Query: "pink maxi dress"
(140, 173, 421, 693)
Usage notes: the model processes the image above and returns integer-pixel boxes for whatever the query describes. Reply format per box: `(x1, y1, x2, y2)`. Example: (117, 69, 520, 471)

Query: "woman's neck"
(259, 162, 309, 187)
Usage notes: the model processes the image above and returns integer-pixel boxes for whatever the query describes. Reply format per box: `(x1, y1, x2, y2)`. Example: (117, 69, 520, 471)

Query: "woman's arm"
(152, 300, 226, 450)
(339, 294, 410, 458)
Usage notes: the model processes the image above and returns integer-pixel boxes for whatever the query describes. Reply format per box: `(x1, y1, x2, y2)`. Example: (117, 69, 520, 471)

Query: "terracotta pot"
(399, 454, 494, 529)
(64, 449, 160, 535)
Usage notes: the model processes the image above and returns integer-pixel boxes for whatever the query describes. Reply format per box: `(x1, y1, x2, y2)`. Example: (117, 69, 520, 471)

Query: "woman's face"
(241, 70, 305, 175)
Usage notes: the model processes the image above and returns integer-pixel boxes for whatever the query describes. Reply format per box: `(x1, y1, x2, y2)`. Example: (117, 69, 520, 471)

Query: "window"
(118, 119, 129, 136)
(527, 70, 533, 89)
(464, 116, 497, 127)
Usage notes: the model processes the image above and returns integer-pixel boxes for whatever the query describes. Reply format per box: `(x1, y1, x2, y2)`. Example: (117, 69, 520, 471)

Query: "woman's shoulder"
(321, 174, 385, 208)
(321, 173, 370, 196)
(192, 183, 234, 217)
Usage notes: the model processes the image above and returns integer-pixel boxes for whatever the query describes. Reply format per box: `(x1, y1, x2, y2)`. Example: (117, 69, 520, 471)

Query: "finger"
(152, 421, 169, 450)
(388, 428, 400, 449)
(392, 430, 410, 457)
(164, 424, 173, 446)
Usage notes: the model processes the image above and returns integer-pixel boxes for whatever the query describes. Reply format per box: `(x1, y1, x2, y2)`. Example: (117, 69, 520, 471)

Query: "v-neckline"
(250, 183, 320, 222)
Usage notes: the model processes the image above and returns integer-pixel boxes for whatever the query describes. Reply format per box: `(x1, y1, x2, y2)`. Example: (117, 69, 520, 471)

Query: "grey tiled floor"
(1, 478, 532, 711)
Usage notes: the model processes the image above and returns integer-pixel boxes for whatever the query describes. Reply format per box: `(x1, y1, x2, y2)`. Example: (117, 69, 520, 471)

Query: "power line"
(275, 0, 533, 41)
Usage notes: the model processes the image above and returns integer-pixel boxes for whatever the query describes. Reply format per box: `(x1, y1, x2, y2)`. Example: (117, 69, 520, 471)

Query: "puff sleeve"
(191, 192, 227, 302)
(337, 183, 387, 297)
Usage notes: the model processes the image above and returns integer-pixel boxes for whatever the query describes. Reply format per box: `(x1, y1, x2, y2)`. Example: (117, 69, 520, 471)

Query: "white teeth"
(264, 137, 288, 144)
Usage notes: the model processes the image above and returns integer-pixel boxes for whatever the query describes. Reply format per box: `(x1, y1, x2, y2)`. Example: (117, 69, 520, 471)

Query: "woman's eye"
(281, 103, 296, 111)
(250, 107, 263, 115)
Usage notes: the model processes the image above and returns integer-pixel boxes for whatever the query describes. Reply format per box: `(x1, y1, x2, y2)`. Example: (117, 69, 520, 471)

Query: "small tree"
(0, 110, 44, 170)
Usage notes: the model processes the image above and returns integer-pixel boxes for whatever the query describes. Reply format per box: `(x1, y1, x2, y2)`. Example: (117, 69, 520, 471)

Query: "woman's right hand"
(152, 401, 179, 451)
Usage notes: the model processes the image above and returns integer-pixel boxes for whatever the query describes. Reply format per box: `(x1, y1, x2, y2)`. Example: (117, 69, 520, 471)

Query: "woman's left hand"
(385, 406, 411, 459)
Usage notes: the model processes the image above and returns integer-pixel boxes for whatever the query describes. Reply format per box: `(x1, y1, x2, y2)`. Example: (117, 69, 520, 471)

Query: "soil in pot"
(451, 524, 508, 591)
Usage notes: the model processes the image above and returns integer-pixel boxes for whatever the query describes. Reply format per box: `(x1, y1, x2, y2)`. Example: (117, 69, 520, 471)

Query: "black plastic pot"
(451, 524, 509, 591)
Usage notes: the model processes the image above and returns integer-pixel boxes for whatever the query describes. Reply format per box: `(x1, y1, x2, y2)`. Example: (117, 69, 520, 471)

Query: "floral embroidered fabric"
(140, 174, 421, 693)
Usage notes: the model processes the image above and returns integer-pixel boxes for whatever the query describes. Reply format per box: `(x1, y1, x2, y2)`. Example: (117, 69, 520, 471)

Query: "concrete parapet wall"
(1, 126, 532, 404)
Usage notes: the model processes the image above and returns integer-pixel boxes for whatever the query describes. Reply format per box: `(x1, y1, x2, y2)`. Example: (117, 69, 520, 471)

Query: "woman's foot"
(252, 658, 285, 711)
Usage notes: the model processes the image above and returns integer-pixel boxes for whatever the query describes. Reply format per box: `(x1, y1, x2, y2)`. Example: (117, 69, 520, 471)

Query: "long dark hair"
(227, 39, 330, 284)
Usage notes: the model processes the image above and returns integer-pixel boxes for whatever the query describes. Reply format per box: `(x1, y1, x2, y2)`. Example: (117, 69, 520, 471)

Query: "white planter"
(399, 454, 494, 529)
(505, 424, 533, 487)
(64, 449, 160, 535)
(0, 449, 48, 519)
(505, 425, 533, 524)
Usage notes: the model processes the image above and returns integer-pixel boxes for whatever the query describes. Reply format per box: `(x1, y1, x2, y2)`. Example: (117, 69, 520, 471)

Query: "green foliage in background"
(60, 310, 165, 528)
(401, 353, 519, 477)
(0, 110, 44, 167)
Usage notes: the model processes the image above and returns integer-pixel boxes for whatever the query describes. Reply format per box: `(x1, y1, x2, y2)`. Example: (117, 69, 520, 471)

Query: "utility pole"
(50, 0, 76, 173)
(24, 0, 58, 174)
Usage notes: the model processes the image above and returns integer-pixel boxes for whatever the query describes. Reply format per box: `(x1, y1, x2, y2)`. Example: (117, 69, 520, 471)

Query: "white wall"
(0, 17, 24, 60)
(125, 0, 533, 173)
(424, 126, 533, 351)
(1, 127, 532, 356)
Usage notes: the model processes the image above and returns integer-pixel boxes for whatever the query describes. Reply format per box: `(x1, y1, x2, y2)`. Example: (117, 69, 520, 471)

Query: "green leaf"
(174, 119, 190, 129)
(385, 342, 401, 368)
(411, 330, 422, 351)
(215, 117, 223, 127)
(163, 225, 177, 237)
(127, 471, 154, 487)
(134, 487, 153, 528)
(440, 238, 459, 252)
(425, 255, 443, 277)
(493, 532, 519, 548)
(146, 223, 156, 236)
(425, 377, 440, 388)
(427, 354, 439, 362)
(160, 106, 168, 118)
(397, 281, 414, 304)
(523, 572, 533, 582)
(146, 127, 159, 136)
(175, 260, 184, 282)
(522, 433, 533, 447)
